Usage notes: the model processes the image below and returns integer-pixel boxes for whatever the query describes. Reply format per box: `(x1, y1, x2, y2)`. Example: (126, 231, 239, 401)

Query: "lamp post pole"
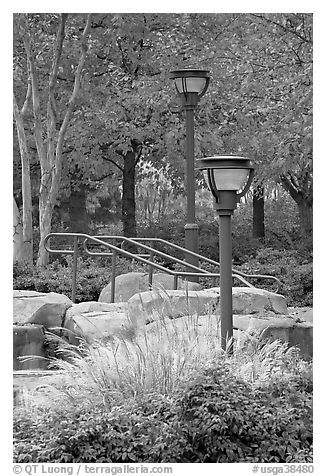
(184, 102, 199, 275)
(196, 156, 254, 354)
(214, 190, 238, 352)
(218, 210, 234, 351)
(170, 70, 210, 283)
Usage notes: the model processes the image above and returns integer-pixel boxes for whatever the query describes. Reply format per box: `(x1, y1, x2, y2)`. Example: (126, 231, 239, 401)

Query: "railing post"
(71, 236, 78, 303)
(111, 247, 117, 303)
(174, 274, 178, 290)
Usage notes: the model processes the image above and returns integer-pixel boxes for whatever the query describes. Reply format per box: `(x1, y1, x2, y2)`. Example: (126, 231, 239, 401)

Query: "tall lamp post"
(196, 156, 254, 352)
(170, 69, 210, 279)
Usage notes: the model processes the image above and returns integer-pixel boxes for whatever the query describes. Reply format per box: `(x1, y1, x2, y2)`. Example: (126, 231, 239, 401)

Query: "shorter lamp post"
(170, 69, 210, 278)
(196, 156, 254, 352)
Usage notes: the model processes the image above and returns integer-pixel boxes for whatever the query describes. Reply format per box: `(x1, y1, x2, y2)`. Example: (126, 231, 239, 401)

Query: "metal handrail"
(124, 236, 281, 291)
(92, 235, 280, 292)
(84, 235, 253, 287)
(44, 232, 264, 302)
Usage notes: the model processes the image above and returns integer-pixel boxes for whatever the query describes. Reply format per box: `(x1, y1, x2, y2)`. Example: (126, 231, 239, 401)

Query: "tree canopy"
(13, 13, 313, 264)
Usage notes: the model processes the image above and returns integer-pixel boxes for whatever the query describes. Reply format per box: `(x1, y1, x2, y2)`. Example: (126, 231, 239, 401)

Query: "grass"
(29, 310, 221, 407)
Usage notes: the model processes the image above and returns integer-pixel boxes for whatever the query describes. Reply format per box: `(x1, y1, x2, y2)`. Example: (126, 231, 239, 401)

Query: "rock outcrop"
(63, 301, 133, 344)
(13, 288, 312, 369)
(233, 313, 313, 359)
(13, 290, 73, 325)
(127, 287, 288, 328)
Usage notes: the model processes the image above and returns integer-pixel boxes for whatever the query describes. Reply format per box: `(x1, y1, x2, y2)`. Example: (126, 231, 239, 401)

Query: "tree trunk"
(252, 185, 265, 240)
(69, 187, 89, 233)
(280, 174, 313, 235)
(13, 95, 34, 264)
(122, 149, 137, 237)
(297, 199, 313, 235)
(37, 199, 53, 267)
(13, 197, 25, 264)
(31, 14, 92, 267)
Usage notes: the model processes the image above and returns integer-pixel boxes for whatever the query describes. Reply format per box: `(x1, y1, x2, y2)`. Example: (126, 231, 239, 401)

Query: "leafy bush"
(177, 365, 312, 463)
(14, 335, 312, 463)
(13, 256, 146, 303)
(238, 248, 313, 306)
(13, 395, 185, 463)
(13, 362, 312, 463)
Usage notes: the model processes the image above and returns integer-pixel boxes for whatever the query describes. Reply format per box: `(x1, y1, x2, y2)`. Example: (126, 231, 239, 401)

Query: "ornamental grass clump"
(37, 304, 222, 407)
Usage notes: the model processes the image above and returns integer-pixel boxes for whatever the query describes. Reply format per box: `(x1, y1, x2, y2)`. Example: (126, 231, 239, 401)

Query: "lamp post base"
(184, 223, 199, 283)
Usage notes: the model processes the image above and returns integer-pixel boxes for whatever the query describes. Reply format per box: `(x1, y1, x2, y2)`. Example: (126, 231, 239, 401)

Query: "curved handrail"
(44, 232, 281, 302)
(45, 232, 250, 284)
(91, 235, 280, 292)
(125, 236, 281, 292)
(44, 232, 257, 302)
(84, 235, 252, 287)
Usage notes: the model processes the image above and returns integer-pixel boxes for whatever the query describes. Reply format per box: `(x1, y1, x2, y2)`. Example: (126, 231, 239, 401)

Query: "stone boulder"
(98, 272, 203, 303)
(209, 287, 288, 315)
(127, 287, 288, 329)
(28, 302, 71, 334)
(13, 290, 73, 325)
(13, 324, 47, 370)
(128, 289, 219, 328)
(63, 301, 133, 344)
(232, 287, 288, 315)
(289, 307, 313, 323)
(233, 313, 313, 359)
(137, 310, 312, 360)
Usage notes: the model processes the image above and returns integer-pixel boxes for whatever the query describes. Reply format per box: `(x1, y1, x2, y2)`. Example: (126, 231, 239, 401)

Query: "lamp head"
(196, 155, 254, 213)
(170, 69, 210, 107)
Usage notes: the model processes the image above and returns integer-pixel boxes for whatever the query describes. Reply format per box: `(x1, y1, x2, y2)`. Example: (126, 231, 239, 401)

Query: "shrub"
(13, 394, 187, 463)
(13, 364, 312, 463)
(178, 364, 312, 463)
(13, 335, 312, 463)
(238, 248, 313, 306)
(13, 256, 147, 303)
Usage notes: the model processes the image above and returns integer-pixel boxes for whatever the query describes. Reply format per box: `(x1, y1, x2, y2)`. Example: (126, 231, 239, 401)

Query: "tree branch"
(24, 23, 47, 174)
(101, 155, 124, 172)
(251, 13, 312, 44)
(50, 13, 92, 204)
(47, 13, 67, 169)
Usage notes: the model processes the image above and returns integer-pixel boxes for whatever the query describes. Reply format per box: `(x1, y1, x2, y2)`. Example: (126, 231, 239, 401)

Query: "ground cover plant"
(14, 315, 313, 463)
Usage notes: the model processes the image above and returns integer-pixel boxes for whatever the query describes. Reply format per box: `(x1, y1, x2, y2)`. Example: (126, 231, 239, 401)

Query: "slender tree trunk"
(33, 14, 92, 267)
(252, 185, 265, 240)
(13, 198, 25, 263)
(13, 95, 34, 264)
(37, 199, 54, 266)
(122, 149, 137, 237)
